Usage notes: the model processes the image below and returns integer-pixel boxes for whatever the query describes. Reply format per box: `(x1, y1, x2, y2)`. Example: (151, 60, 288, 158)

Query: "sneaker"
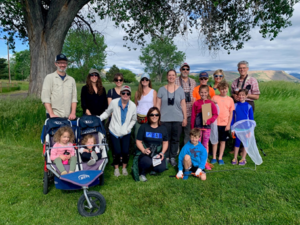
(91, 151, 98, 160)
(183, 171, 191, 180)
(87, 159, 96, 166)
(139, 175, 147, 182)
(218, 159, 225, 165)
(122, 168, 128, 176)
(239, 159, 247, 166)
(61, 171, 68, 175)
(170, 158, 177, 167)
(166, 158, 170, 164)
(114, 168, 120, 177)
(231, 159, 237, 165)
(210, 159, 217, 164)
(205, 163, 212, 170)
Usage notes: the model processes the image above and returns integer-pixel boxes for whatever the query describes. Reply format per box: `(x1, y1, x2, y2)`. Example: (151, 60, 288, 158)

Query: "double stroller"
(42, 115, 109, 217)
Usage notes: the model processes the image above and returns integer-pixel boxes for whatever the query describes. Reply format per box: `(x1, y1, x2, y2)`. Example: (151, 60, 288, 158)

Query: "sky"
(0, 4, 299, 75)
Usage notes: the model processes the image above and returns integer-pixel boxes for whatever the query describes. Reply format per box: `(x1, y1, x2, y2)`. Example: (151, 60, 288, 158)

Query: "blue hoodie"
(178, 141, 208, 171)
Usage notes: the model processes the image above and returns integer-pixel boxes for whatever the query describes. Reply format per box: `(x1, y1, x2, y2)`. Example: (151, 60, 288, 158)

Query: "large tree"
(63, 28, 107, 82)
(106, 64, 120, 82)
(139, 37, 185, 82)
(0, 0, 298, 95)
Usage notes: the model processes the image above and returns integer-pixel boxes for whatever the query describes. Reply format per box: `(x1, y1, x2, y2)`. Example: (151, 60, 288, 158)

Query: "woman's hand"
(182, 119, 187, 127)
(159, 152, 164, 161)
(144, 148, 151, 155)
(86, 109, 92, 115)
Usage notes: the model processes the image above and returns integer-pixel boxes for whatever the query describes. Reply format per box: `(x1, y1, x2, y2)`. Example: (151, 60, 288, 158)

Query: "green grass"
(0, 81, 300, 224)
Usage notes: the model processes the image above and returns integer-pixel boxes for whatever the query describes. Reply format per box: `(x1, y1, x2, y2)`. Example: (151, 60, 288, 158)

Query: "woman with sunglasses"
(212, 69, 229, 95)
(134, 73, 157, 138)
(135, 107, 168, 182)
(156, 69, 187, 167)
(81, 68, 108, 116)
(100, 85, 137, 177)
(107, 73, 124, 105)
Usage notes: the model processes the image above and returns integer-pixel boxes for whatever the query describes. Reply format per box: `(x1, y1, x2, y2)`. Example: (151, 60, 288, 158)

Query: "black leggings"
(110, 133, 131, 165)
(138, 154, 166, 176)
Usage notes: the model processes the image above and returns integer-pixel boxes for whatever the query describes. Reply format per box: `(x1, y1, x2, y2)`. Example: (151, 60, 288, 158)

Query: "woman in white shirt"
(134, 73, 157, 138)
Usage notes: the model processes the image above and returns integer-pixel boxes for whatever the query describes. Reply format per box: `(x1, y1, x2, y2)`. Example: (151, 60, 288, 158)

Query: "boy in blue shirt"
(176, 128, 207, 180)
(231, 89, 254, 166)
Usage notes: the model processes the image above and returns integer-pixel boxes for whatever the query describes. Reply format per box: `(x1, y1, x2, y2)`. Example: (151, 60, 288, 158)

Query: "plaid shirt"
(231, 76, 260, 101)
(175, 76, 196, 117)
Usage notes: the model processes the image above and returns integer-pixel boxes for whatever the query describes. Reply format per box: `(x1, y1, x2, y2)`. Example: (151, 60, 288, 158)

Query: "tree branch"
(75, 14, 98, 45)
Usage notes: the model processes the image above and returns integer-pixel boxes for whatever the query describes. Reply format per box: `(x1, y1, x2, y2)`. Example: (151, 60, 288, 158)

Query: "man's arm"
(68, 102, 77, 120)
(44, 103, 58, 118)
(247, 94, 259, 100)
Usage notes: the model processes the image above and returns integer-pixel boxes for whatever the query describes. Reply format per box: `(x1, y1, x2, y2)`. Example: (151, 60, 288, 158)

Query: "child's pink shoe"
(205, 162, 212, 170)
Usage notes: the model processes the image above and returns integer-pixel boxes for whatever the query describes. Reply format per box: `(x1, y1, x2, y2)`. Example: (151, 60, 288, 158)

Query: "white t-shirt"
(136, 89, 154, 115)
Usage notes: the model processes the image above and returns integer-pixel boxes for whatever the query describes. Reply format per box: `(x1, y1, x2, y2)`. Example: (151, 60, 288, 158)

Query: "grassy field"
(0, 81, 299, 224)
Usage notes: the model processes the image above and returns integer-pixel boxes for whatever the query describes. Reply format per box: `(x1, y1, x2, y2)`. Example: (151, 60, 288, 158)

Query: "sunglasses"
(141, 78, 149, 82)
(121, 92, 131, 96)
(114, 78, 123, 82)
(200, 78, 208, 80)
(149, 114, 159, 117)
(90, 73, 99, 77)
(181, 68, 190, 71)
(214, 75, 223, 78)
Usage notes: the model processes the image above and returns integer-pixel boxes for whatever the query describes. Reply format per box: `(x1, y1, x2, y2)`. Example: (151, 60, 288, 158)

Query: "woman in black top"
(107, 73, 124, 105)
(81, 68, 108, 116)
(136, 107, 168, 182)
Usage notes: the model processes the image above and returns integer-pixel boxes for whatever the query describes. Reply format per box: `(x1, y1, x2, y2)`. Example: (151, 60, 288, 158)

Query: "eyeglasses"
(200, 78, 208, 80)
(141, 78, 149, 82)
(214, 75, 223, 78)
(181, 68, 190, 71)
(121, 92, 131, 96)
(238, 67, 248, 70)
(114, 78, 123, 82)
(90, 73, 99, 77)
(149, 114, 159, 117)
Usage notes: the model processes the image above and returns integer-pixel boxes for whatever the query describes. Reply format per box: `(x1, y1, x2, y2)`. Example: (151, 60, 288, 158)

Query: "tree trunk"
(23, 0, 90, 96)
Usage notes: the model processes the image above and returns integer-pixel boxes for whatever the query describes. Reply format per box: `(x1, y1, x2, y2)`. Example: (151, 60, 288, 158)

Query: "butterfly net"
(231, 119, 263, 165)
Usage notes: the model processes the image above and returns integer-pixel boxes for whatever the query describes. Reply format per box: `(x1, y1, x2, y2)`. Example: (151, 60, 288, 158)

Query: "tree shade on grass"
(0, 81, 299, 224)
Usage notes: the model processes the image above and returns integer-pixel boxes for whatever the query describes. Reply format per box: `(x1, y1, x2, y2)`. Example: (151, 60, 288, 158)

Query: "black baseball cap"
(55, 54, 68, 62)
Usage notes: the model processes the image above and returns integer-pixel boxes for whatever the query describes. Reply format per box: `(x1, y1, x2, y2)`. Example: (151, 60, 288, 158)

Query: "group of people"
(41, 54, 260, 181)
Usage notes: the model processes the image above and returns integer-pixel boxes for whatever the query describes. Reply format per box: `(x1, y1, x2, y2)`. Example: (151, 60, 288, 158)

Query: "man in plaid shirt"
(231, 61, 260, 111)
(175, 63, 197, 144)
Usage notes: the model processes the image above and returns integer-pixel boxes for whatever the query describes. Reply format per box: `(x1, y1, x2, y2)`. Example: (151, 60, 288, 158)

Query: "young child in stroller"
(50, 126, 76, 175)
(79, 134, 102, 166)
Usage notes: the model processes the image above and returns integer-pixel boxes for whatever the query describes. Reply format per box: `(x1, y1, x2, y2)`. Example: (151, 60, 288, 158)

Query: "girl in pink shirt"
(191, 85, 218, 170)
(50, 126, 76, 175)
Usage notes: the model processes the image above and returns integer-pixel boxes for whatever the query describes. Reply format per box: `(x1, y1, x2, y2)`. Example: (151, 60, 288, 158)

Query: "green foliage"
(0, 58, 8, 79)
(120, 69, 136, 83)
(0, 86, 21, 93)
(139, 37, 185, 82)
(63, 29, 107, 82)
(106, 65, 120, 82)
(10, 50, 30, 80)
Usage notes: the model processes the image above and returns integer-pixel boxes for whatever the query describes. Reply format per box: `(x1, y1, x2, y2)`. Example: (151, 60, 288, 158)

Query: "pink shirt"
(212, 95, 235, 126)
(50, 142, 75, 161)
(191, 99, 218, 129)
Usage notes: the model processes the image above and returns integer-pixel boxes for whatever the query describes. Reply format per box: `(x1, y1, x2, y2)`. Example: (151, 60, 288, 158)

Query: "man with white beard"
(41, 54, 77, 119)
(175, 63, 196, 145)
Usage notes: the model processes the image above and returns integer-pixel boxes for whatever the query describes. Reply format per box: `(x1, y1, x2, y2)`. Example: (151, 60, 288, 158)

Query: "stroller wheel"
(78, 191, 106, 217)
(43, 171, 49, 195)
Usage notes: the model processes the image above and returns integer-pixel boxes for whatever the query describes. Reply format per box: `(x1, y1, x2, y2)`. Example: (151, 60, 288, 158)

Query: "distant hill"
(189, 70, 299, 82)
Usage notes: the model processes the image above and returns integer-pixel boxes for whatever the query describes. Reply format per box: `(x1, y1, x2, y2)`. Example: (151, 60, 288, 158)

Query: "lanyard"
(179, 77, 191, 91)
(237, 75, 248, 89)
